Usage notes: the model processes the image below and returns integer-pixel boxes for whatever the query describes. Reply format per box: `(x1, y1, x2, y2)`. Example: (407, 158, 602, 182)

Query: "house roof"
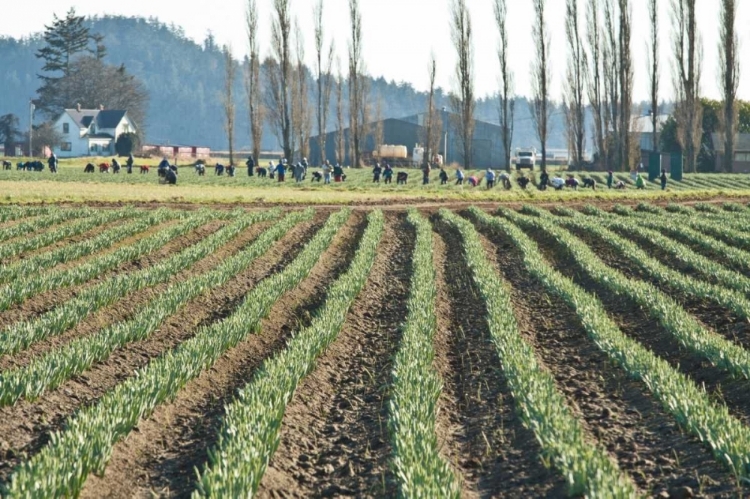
(62, 109, 128, 130)
(711, 133, 750, 151)
(97, 110, 127, 129)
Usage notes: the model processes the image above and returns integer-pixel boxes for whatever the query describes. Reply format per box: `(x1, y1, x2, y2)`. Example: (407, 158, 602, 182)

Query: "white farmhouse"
(52, 106, 137, 158)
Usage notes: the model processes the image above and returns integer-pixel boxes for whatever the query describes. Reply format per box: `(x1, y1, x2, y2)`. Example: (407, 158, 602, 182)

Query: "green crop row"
(473, 207, 750, 483)
(0, 209, 196, 312)
(0, 207, 97, 259)
(443, 209, 636, 498)
(0, 209, 277, 356)
(0, 210, 312, 407)
(385, 210, 460, 499)
(611, 204, 750, 250)
(611, 209, 750, 276)
(4, 209, 351, 497)
(575, 210, 750, 298)
(0, 205, 54, 226)
(0, 209, 166, 285)
(193, 210, 383, 497)
(504, 208, 750, 381)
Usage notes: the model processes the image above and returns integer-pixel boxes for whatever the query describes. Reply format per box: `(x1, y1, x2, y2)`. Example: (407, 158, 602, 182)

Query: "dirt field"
(0, 200, 749, 498)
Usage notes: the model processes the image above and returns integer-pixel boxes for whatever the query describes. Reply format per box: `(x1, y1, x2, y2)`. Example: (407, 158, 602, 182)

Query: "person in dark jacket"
(439, 168, 449, 185)
(372, 163, 382, 183)
(275, 160, 286, 182)
(165, 167, 177, 185)
(126, 154, 134, 174)
(660, 169, 668, 190)
(607, 170, 614, 189)
(383, 164, 393, 184)
(246, 156, 255, 177)
(539, 170, 549, 190)
(47, 153, 58, 173)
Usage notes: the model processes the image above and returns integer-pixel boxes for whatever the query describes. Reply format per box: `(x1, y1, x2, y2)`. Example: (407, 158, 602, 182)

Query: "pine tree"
(35, 8, 91, 115)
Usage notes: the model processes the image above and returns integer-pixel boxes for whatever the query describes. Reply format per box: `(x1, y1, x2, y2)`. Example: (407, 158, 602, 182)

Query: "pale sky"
(4, 0, 750, 102)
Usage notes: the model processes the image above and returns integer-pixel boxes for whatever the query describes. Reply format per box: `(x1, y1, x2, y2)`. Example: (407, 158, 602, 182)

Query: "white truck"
(514, 148, 537, 171)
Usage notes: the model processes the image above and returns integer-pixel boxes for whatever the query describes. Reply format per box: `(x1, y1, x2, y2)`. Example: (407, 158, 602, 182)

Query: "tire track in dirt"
(0, 218, 262, 372)
(565, 226, 750, 427)
(78, 211, 366, 499)
(0, 215, 322, 486)
(474, 214, 737, 497)
(256, 212, 412, 499)
(430, 216, 567, 499)
(0, 219, 226, 330)
(518, 223, 746, 496)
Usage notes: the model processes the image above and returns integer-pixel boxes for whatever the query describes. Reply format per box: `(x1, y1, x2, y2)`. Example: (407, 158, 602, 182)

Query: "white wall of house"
(52, 111, 134, 158)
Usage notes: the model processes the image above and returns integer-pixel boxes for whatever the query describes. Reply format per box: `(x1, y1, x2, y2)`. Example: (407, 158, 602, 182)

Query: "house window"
(90, 144, 99, 153)
(62, 123, 69, 134)
(735, 152, 750, 162)
(61, 142, 72, 152)
(123, 124, 130, 134)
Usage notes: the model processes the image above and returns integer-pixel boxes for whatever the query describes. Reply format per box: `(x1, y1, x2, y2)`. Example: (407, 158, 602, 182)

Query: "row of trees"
(447, 0, 740, 172)
(221, 0, 369, 168)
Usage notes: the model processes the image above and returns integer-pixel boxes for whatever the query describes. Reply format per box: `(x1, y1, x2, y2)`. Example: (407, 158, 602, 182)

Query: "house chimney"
(76, 103, 81, 112)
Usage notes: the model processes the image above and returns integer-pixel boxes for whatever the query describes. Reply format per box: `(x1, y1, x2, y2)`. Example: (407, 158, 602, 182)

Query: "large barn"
(308, 110, 506, 168)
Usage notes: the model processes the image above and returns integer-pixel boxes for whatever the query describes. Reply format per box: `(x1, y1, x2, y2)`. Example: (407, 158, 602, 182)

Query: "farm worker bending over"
(499, 171, 511, 189)
(439, 168, 449, 185)
(165, 167, 177, 185)
(333, 164, 344, 182)
(635, 173, 646, 190)
(456, 168, 465, 185)
(322, 161, 332, 184)
(550, 176, 565, 190)
(485, 169, 496, 189)
(468, 175, 479, 187)
(517, 174, 530, 189)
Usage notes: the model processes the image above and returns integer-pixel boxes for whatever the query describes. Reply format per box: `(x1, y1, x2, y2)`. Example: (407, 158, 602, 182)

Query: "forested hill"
(0, 15, 566, 151)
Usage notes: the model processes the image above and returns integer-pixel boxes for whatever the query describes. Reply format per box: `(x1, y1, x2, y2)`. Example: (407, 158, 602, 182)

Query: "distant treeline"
(0, 15, 586, 151)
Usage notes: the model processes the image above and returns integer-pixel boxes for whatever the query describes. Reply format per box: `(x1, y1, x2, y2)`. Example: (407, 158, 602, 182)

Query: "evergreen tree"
(35, 8, 91, 115)
(0, 114, 22, 154)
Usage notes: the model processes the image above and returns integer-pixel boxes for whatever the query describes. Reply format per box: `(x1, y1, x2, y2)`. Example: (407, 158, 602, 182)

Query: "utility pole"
(29, 101, 35, 158)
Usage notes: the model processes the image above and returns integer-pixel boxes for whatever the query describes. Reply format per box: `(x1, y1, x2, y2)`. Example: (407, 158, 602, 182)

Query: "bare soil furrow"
(475, 214, 737, 497)
(0, 215, 324, 486)
(256, 213, 411, 499)
(430, 216, 567, 499)
(78, 211, 364, 499)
